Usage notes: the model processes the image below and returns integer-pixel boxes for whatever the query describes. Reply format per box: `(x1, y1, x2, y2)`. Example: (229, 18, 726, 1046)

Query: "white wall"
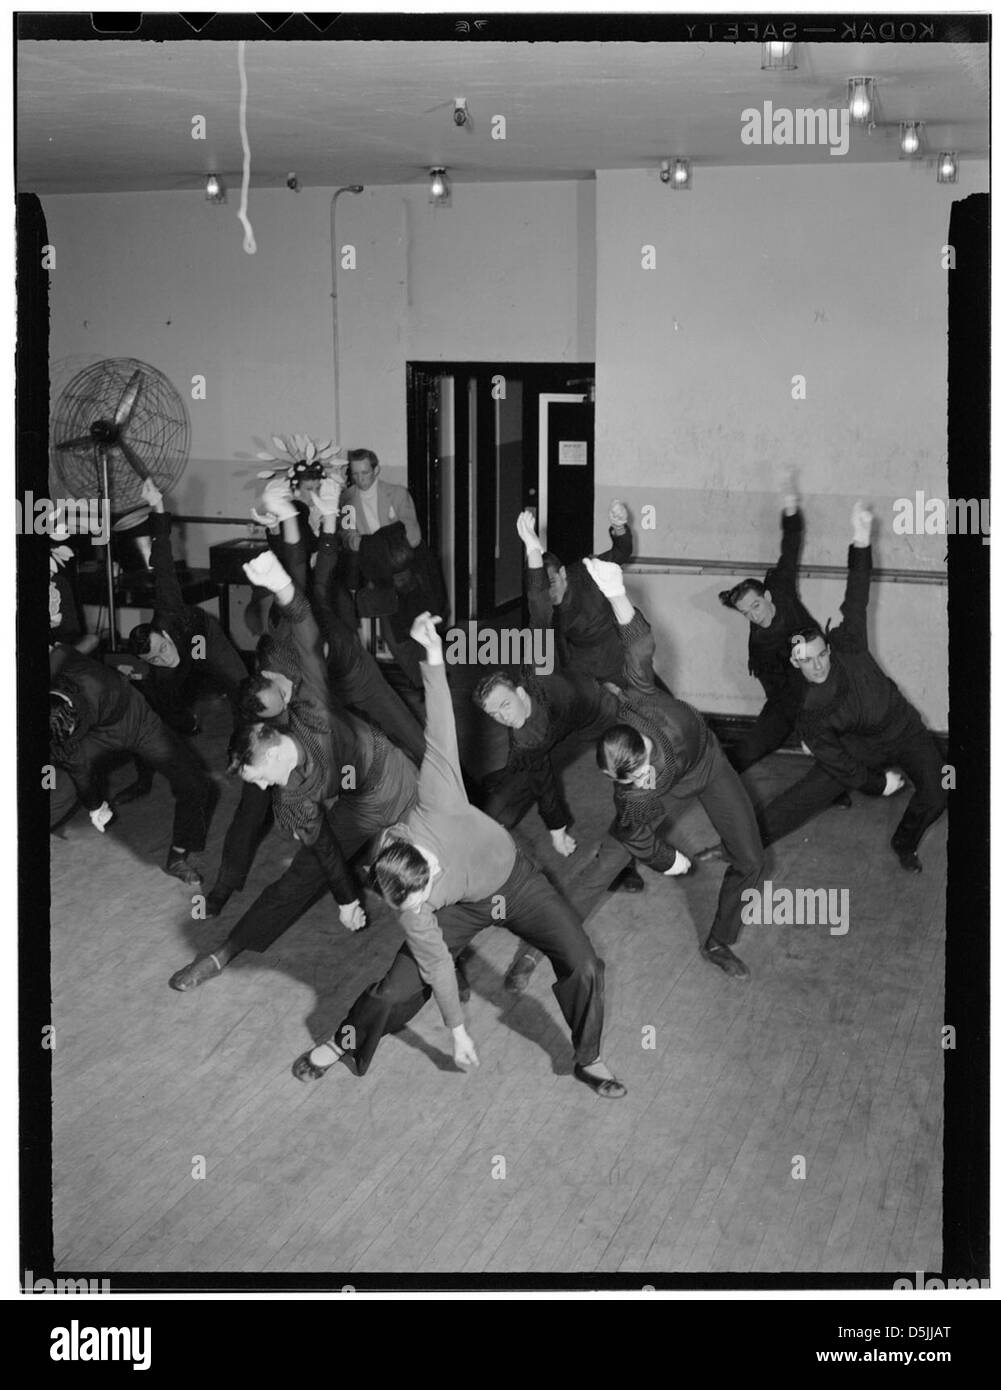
(591, 161, 988, 729)
(43, 180, 595, 565)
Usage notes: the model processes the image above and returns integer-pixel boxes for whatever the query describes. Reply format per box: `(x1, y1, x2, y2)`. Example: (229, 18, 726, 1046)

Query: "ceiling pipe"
(330, 184, 364, 447)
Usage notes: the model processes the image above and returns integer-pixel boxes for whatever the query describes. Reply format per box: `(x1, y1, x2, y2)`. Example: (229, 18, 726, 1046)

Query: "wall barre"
(171, 521, 948, 588)
(624, 558, 947, 587)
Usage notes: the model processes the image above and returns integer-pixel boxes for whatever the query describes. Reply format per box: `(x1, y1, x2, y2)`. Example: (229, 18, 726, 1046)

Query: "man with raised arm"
(586, 558, 765, 980)
(167, 542, 420, 992)
(291, 612, 627, 1100)
(199, 475, 426, 919)
(126, 478, 247, 736)
(772, 503, 946, 874)
(697, 482, 853, 862)
(523, 502, 634, 684)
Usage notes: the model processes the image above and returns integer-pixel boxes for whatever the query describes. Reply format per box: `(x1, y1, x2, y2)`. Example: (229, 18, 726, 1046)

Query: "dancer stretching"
(588, 559, 765, 979)
(292, 612, 626, 1099)
(777, 503, 947, 874)
(49, 651, 213, 884)
(168, 549, 419, 992)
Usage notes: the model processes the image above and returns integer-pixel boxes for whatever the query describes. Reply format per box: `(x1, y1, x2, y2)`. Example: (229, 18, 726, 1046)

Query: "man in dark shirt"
(200, 477, 426, 918)
(291, 612, 626, 1099)
(588, 559, 765, 980)
(523, 503, 634, 684)
(126, 479, 246, 735)
(167, 548, 420, 992)
(698, 487, 852, 861)
(777, 504, 947, 873)
(49, 650, 213, 884)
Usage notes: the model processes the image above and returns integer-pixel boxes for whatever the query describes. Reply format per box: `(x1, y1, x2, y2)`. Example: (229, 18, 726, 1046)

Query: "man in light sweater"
(291, 612, 627, 1099)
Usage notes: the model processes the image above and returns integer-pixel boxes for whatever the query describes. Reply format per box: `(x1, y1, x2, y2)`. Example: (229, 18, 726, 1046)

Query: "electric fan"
(50, 358, 190, 649)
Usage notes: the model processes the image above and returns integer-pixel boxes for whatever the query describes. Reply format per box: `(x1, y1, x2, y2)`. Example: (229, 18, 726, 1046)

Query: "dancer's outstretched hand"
(339, 900, 367, 932)
(141, 478, 164, 512)
(516, 509, 542, 553)
(89, 802, 114, 833)
(550, 827, 577, 858)
(583, 555, 625, 599)
(243, 551, 293, 594)
(313, 474, 343, 518)
(883, 769, 905, 796)
(851, 500, 873, 546)
(608, 498, 629, 529)
(452, 1025, 480, 1070)
(409, 612, 443, 650)
(259, 478, 298, 524)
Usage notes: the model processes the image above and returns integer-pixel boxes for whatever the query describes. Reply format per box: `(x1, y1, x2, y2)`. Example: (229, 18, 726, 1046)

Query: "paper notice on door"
(558, 440, 588, 466)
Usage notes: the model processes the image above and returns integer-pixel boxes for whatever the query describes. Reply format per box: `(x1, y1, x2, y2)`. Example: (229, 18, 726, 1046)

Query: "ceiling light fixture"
(847, 76, 876, 128)
(205, 174, 226, 203)
(899, 122, 923, 158)
(660, 158, 691, 190)
(761, 41, 796, 71)
(429, 167, 451, 205)
(937, 152, 958, 184)
(453, 98, 469, 128)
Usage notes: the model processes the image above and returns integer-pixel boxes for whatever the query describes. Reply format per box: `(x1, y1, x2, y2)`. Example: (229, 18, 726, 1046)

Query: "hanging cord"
(237, 40, 257, 254)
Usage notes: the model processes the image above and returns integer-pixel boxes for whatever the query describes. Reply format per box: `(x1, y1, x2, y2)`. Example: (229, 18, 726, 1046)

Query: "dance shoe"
(573, 1065, 628, 1100)
(894, 848, 922, 873)
(165, 851, 203, 887)
(204, 885, 233, 918)
(169, 954, 223, 992)
(504, 951, 540, 994)
(700, 939, 750, 979)
(609, 861, 644, 893)
(292, 1048, 338, 1082)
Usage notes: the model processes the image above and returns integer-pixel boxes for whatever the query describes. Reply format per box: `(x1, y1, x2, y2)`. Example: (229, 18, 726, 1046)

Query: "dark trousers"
(756, 763, 850, 848)
(202, 612, 250, 699)
(212, 780, 273, 893)
(612, 734, 764, 947)
(379, 623, 425, 690)
(54, 690, 213, 851)
(330, 851, 605, 1075)
(727, 698, 798, 774)
(337, 653, 426, 765)
(225, 753, 419, 955)
(887, 730, 948, 854)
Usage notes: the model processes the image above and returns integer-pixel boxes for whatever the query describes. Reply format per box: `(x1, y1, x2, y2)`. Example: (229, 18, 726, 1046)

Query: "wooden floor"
(49, 686, 945, 1277)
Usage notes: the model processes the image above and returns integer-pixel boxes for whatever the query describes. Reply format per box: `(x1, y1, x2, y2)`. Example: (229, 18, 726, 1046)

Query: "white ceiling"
(17, 39, 989, 194)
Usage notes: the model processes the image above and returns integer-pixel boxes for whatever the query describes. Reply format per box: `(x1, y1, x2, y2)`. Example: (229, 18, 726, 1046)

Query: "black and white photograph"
(12, 5, 990, 1317)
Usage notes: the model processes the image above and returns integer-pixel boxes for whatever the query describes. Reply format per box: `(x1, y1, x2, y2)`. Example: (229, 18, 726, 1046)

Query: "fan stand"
(95, 443, 119, 652)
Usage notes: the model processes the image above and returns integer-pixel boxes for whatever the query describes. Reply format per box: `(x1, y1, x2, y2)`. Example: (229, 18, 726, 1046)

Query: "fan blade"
(111, 503, 152, 532)
(305, 441, 316, 462)
(271, 435, 291, 457)
(54, 434, 95, 453)
(113, 370, 144, 428)
(117, 438, 152, 482)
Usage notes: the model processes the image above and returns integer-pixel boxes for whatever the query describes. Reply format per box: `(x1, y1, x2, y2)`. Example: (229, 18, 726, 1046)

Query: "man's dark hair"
(718, 578, 766, 610)
(472, 670, 519, 711)
(227, 720, 283, 774)
(347, 448, 379, 471)
(596, 724, 648, 783)
(372, 839, 431, 908)
(542, 550, 563, 578)
(234, 673, 280, 724)
(127, 621, 156, 657)
(49, 690, 78, 745)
